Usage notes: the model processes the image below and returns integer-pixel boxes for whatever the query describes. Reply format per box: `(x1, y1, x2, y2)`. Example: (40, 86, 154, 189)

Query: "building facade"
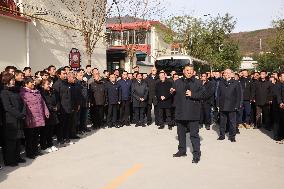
(0, 0, 106, 72)
(106, 17, 172, 73)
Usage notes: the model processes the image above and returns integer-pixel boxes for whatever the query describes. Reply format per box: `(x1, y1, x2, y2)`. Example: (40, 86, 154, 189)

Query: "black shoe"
(147, 121, 152, 126)
(70, 135, 80, 139)
(168, 126, 173, 130)
(229, 138, 236, 142)
(17, 158, 26, 163)
(84, 128, 92, 132)
(158, 125, 165, 129)
(141, 124, 146, 127)
(173, 152, 187, 157)
(192, 157, 200, 164)
(217, 136, 225, 140)
(135, 124, 139, 127)
(26, 155, 36, 159)
(236, 130, 240, 134)
(5, 163, 18, 167)
(125, 122, 131, 126)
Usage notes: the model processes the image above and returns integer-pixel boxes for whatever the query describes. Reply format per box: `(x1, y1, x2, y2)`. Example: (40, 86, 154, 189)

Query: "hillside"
(229, 28, 276, 56)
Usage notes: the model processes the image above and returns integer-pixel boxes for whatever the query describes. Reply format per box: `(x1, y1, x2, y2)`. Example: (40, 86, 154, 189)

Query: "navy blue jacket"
(216, 79, 242, 112)
(118, 79, 132, 101)
(105, 82, 121, 105)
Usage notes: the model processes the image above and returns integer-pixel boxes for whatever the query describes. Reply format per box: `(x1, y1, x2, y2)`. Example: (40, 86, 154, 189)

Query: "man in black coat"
(239, 69, 253, 128)
(53, 68, 75, 145)
(145, 67, 159, 125)
(200, 73, 215, 130)
(216, 69, 242, 142)
(276, 73, 284, 142)
(155, 71, 173, 130)
(171, 65, 205, 163)
(105, 74, 121, 128)
(252, 70, 273, 130)
(89, 74, 107, 129)
(132, 73, 149, 127)
(76, 69, 91, 133)
(118, 71, 132, 127)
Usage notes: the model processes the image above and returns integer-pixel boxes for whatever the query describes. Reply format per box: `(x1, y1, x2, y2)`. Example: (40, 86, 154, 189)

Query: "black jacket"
(70, 83, 82, 111)
(89, 80, 106, 106)
(252, 79, 273, 106)
(276, 82, 284, 105)
(216, 79, 242, 112)
(53, 79, 72, 114)
(76, 80, 89, 108)
(172, 77, 205, 121)
(240, 77, 253, 101)
(145, 74, 159, 105)
(0, 87, 26, 139)
(41, 89, 60, 126)
(155, 80, 173, 109)
(105, 82, 121, 105)
(201, 80, 215, 105)
(131, 80, 149, 108)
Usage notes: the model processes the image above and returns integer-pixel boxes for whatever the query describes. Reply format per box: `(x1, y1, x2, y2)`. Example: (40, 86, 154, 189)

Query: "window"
(135, 29, 147, 44)
(111, 31, 122, 46)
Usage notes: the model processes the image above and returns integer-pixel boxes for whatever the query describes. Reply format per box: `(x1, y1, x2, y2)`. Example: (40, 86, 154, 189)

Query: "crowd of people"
(0, 64, 284, 168)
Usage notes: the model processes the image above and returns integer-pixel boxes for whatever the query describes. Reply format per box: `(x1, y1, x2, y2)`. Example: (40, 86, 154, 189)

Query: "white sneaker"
(69, 141, 75, 145)
(51, 146, 58, 152)
(44, 148, 53, 153)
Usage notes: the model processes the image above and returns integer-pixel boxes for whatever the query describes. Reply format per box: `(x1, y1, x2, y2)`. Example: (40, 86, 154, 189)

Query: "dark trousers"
(25, 128, 40, 157)
(3, 138, 21, 165)
(200, 103, 211, 127)
(59, 111, 76, 141)
(158, 108, 171, 125)
(220, 111, 237, 139)
(251, 101, 256, 125)
(120, 100, 130, 124)
(107, 104, 118, 125)
(256, 105, 270, 128)
(176, 120, 201, 158)
(242, 101, 251, 124)
(274, 108, 284, 140)
(40, 125, 54, 150)
(146, 104, 159, 124)
(79, 107, 88, 131)
(93, 105, 105, 128)
(134, 107, 145, 124)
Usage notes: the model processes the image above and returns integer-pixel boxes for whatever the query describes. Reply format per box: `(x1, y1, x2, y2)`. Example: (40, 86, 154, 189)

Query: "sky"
(163, 0, 284, 32)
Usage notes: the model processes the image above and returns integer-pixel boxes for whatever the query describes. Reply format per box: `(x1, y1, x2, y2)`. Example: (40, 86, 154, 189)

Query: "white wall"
(23, 0, 106, 73)
(0, 16, 27, 71)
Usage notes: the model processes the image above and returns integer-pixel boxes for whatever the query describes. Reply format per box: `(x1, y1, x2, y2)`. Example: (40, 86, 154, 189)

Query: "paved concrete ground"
(0, 125, 284, 189)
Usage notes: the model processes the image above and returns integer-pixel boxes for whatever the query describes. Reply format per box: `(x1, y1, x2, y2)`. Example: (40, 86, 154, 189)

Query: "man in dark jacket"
(155, 71, 173, 130)
(105, 74, 121, 128)
(132, 73, 149, 127)
(200, 73, 215, 130)
(68, 72, 82, 139)
(118, 71, 132, 127)
(53, 68, 71, 145)
(239, 69, 253, 128)
(252, 70, 273, 130)
(76, 69, 91, 133)
(145, 67, 159, 125)
(89, 74, 106, 129)
(275, 73, 284, 142)
(171, 65, 205, 163)
(216, 69, 242, 142)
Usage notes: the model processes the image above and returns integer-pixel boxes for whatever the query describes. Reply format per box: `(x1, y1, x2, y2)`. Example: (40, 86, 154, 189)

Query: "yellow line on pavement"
(102, 164, 143, 189)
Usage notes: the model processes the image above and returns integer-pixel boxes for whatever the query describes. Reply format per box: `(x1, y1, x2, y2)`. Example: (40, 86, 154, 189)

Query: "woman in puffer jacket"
(20, 77, 49, 159)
